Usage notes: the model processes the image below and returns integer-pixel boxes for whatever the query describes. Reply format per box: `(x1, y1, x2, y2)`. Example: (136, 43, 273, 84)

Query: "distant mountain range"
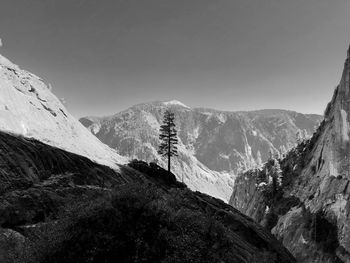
(80, 101, 322, 201)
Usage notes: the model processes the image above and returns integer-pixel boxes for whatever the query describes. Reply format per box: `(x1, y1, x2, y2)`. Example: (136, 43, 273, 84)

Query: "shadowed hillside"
(0, 131, 295, 263)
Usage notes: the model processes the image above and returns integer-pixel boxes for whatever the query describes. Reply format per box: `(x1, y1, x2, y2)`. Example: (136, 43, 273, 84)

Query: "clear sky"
(0, 0, 349, 117)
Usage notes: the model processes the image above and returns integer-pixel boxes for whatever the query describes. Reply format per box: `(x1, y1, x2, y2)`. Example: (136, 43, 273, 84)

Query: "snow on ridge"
(163, 100, 189, 108)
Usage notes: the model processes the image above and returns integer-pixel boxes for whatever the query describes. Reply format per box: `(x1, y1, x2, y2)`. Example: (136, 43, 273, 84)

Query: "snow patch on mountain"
(163, 100, 189, 108)
(216, 113, 226, 123)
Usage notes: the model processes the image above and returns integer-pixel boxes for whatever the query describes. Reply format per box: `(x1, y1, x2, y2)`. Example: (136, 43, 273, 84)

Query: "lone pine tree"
(158, 110, 178, 173)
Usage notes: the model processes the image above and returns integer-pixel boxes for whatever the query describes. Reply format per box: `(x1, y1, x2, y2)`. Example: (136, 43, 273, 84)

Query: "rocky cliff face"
(0, 53, 126, 168)
(230, 45, 350, 262)
(80, 104, 321, 202)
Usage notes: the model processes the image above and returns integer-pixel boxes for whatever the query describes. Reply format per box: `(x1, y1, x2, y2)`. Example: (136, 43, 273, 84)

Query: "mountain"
(80, 102, 322, 202)
(0, 53, 126, 168)
(230, 45, 350, 262)
(0, 50, 298, 262)
(0, 130, 296, 263)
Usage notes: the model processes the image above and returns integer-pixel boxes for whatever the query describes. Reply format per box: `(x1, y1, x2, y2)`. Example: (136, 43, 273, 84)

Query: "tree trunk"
(168, 152, 171, 173)
(168, 125, 171, 173)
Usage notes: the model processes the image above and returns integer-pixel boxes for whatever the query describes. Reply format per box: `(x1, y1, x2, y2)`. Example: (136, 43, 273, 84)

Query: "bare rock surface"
(0, 53, 127, 168)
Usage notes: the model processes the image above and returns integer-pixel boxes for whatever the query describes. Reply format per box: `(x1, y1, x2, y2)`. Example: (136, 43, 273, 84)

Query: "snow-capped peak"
(163, 100, 189, 108)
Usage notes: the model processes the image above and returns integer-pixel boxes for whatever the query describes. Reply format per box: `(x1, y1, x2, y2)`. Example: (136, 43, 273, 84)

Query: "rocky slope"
(0, 130, 295, 263)
(0, 53, 126, 168)
(230, 45, 350, 262)
(80, 102, 321, 201)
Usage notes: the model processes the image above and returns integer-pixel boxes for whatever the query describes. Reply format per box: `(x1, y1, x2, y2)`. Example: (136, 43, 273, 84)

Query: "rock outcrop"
(230, 45, 350, 262)
(0, 53, 126, 168)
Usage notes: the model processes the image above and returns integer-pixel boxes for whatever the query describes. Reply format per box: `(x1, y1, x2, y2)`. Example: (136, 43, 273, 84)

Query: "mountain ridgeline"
(80, 102, 321, 201)
(0, 52, 297, 262)
(230, 46, 350, 262)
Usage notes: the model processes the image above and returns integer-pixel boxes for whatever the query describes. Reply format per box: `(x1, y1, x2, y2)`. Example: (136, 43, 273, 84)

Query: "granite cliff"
(0, 53, 126, 168)
(230, 45, 350, 262)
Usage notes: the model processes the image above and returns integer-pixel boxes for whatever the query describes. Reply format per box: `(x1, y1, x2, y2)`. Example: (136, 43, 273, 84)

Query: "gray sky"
(0, 0, 349, 117)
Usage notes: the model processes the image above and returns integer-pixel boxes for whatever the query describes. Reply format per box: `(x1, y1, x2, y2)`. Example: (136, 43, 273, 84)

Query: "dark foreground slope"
(0, 131, 295, 263)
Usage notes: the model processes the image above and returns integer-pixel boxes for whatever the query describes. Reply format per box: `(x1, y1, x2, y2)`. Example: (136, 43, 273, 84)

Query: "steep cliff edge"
(230, 45, 350, 263)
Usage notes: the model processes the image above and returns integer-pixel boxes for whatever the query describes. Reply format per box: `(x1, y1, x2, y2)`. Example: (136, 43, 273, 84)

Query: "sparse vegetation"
(251, 137, 315, 230)
(27, 181, 291, 263)
(8, 181, 286, 263)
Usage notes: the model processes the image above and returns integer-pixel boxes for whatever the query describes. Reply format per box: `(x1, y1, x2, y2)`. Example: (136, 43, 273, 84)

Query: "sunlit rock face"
(81, 103, 321, 202)
(230, 45, 350, 262)
(0, 53, 126, 168)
